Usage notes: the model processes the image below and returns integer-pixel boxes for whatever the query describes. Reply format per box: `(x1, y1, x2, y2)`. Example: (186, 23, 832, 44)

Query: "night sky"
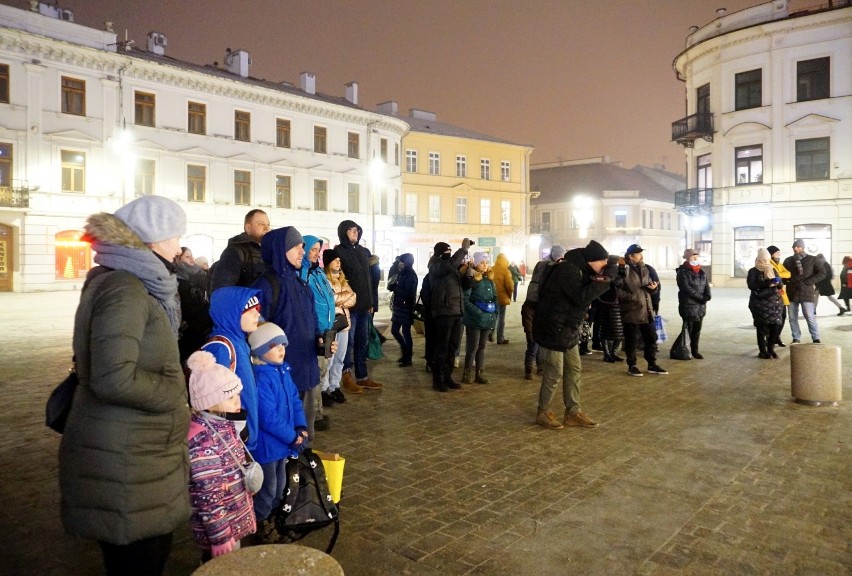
(4, 0, 765, 172)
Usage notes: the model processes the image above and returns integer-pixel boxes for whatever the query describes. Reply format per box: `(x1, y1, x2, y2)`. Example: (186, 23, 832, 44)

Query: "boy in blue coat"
(247, 321, 308, 544)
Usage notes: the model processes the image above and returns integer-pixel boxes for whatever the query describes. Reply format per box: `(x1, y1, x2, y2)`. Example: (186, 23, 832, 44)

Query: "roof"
(403, 114, 530, 148)
(530, 162, 683, 204)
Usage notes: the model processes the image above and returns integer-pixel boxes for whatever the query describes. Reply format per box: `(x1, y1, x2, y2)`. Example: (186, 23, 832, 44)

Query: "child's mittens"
(211, 538, 235, 557)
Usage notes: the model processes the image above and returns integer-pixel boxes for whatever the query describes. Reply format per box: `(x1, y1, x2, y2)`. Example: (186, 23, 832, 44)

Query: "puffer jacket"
(427, 247, 468, 318)
(747, 267, 784, 326)
(491, 253, 515, 307)
(60, 213, 189, 545)
(335, 220, 375, 313)
(676, 263, 711, 321)
(391, 254, 418, 326)
(210, 232, 265, 291)
(597, 285, 624, 340)
(617, 262, 655, 325)
(329, 270, 356, 331)
(251, 361, 308, 463)
(532, 248, 612, 351)
(463, 271, 498, 330)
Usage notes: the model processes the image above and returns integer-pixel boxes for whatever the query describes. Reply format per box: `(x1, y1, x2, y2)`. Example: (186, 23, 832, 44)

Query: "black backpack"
(274, 449, 340, 553)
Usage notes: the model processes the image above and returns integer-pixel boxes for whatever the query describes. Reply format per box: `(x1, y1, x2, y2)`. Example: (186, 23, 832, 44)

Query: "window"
(615, 210, 627, 228)
(793, 223, 832, 259)
(348, 132, 360, 159)
(234, 170, 251, 205)
(735, 69, 761, 110)
(348, 183, 360, 213)
(540, 212, 551, 231)
(501, 200, 511, 225)
(642, 210, 646, 229)
(501, 161, 510, 182)
(796, 138, 829, 181)
(314, 126, 327, 154)
(456, 198, 467, 223)
(188, 102, 206, 135)
(135, 159, 155, 196)
(733, 226, 764, 278)
(696, 83, 710, 116)
(60, 150, 85, 193)
(480, 158, 490, 180)
(406, 193, 417, 217)
(480, 199, 491, 224)
(380, 187, 387, 215)
(406, 149, 418, 173)
(0, 64, 8, 103)
(649, 211, 654, 229)
(429, 195, 440, 222)
(667, 212, 672, 230)
(797, 57, 829, 102)
(61, 76, 85, 116)
(134, 91, 155, 127)
(697, 154, 712, 190)
(380, 138, 388, 162)
(456, 155, 467, 177)
(735, 145, 763, 184)
(394, 143, 399, 166)
(235, 111, 250, 142)
(314, 179, 327, 211)
(276, 175, 291, 209)
(276, 119, 291, 148)
(187, 165, 206, 202)
(55, 230, 91, 280)
(429, 152, 440, 175)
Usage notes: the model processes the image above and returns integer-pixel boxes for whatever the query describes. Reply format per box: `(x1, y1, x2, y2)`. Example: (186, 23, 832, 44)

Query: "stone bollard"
(192, 544, 344, 576)
(790, 343, 842, 406)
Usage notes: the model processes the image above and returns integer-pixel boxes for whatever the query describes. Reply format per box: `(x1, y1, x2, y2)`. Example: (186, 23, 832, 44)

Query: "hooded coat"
(427, 247, 468, 318)
(335, 220, 375, 313)
(60, 212, 190, 545)
(302, 235, 335, 334)
(202, 286, 261, 450)
(675, 263, 711, 321)
(252, 227, 319, 393)
(491, 253, 515, 307)
(390, 253, 418, 325)
(210, 232, 265, 291)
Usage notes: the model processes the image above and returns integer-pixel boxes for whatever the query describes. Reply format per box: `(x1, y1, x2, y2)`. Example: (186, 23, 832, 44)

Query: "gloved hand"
(462, 238, 474, 250)
(211, 538, 235, 557)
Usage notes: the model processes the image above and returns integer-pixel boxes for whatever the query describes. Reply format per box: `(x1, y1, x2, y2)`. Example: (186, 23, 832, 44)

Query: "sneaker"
(341, 372, 363, 394)
(838, 310, 846, 316)
(627, 366, 643, 377)
(497, 339, 510, 345)
(536, 410, 564, 430)
(321, 391, 334, 408)
(330, 389, 346, 404)
(358, 378, 383, 390)
(776, 341, 787, 348)
(564, 411, 599, 428)
(314, 414, 330, 431)
(791, 339, 801, 344)
(813, 339, 821, 344)
(647, 364, 668, 375)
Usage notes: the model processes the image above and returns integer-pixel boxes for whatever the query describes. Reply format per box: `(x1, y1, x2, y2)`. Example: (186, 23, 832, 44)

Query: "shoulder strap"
(206, 335, 236, 371)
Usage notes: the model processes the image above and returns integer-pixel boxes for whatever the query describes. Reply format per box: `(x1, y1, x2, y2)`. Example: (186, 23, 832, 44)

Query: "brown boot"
(341, 371, 363, 394)
(536, 410, 563, 430)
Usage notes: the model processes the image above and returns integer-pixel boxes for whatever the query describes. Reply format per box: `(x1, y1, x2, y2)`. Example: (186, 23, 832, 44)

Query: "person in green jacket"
(462, 252, 498, 384)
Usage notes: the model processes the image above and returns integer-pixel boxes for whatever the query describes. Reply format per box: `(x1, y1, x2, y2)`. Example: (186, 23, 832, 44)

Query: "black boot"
(610, 339, 624, 362)
(432, 368, 448, 392)
(524, 361, 534, 380)
(690, 330, 703, 359)
(756, 329, 770, 359)
(602, 340, 615, 363)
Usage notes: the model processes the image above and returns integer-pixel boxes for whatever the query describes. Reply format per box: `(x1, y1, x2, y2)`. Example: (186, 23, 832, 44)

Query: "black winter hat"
(434, 242, 451, 256)
(582, 240, 609, 262)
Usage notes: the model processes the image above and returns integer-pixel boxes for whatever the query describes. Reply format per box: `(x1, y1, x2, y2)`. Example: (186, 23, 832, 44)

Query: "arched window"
(55, 230, 91, 280)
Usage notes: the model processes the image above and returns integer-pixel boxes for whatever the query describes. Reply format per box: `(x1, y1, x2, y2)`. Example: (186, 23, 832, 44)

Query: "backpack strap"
(205, 335, 236, 371)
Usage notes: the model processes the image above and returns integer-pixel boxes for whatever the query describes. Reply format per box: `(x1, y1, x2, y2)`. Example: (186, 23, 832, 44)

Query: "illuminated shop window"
(55, 230, 91, 280)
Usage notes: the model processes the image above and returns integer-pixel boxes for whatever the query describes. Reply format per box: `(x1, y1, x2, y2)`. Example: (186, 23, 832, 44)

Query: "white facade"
(0, 3, 408, 291)
(673, 0, 852, 286)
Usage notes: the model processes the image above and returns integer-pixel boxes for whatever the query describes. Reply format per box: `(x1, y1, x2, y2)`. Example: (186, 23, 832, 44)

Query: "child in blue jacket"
(247, 321, 308, 544)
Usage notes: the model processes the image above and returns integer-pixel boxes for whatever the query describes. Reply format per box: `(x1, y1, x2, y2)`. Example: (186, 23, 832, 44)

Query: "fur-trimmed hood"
(83, 212, 148, 250)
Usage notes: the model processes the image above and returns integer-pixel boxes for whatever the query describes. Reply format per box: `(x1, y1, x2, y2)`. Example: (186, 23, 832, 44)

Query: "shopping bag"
(669, 325, 692, 360)
(367, 317, 384, 360)
(314, 451, 345, 504)
(654, 315, 667, 343)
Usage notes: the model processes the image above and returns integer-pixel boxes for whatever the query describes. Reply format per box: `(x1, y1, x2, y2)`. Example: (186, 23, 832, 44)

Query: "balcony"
(392, 214, 415, 229)
(530, 223, 550, 234)
(671, 113, 714, 147)
(675, 188, 713, 215)
(0, 181, 30, 208)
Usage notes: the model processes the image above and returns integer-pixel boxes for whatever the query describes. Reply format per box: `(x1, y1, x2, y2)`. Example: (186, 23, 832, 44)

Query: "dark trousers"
(432, 315, 462, 383)
(99, 533, 173, 576)
(345, 310, 370, 380)
(682, 319, 703, 353)
(391, 320, 413, 361)
(623, 321, 658, 367)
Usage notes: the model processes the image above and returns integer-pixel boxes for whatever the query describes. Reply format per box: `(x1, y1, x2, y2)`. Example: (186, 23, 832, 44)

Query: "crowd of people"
(57, 196, 851, 574)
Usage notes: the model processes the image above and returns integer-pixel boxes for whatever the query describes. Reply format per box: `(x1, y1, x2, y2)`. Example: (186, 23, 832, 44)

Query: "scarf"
(754, 258, 776, 280)
(686, 261, 702, 273)
(793, 251, 805, 278)
(92, 242, 182, 337)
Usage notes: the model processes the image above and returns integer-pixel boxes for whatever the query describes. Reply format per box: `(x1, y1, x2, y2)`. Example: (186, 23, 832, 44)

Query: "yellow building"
(376, 103, 534, 271)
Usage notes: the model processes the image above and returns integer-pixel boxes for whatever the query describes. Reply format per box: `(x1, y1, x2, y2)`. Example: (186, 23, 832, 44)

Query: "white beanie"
(187, 351, 243, 411)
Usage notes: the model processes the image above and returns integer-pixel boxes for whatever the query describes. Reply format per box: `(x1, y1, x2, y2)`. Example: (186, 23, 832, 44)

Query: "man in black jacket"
(335, 220, 382, 390)
(783, 239, 826, 343)
(210, 209, 270, 292)
(533, 240, 614, 429)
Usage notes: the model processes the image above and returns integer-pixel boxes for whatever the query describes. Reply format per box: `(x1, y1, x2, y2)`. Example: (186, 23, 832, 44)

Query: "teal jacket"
(462, 274, 497, 330)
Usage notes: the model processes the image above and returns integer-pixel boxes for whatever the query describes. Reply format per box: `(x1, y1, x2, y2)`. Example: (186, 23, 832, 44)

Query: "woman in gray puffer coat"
(60, 196, 190, 575)
(676, 249, 712, 359)
(747, 247, 785, 360)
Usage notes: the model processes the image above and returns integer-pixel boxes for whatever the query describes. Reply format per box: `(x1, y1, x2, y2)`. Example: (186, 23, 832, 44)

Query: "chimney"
(345, 81, 359, 105)
(225, 48, 251, 78)
(716, 8, 726, 17)
(410, 108, 436, 121)
(147, 32, 167, 56)
(375, 101, 398, 115)
(689, 25, 699, 33)
(301, 72, 316, 95)
(104, 21, 114, 33)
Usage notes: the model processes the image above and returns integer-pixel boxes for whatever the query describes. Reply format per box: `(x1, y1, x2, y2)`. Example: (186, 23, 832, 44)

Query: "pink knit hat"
(187, 351, 243, 411)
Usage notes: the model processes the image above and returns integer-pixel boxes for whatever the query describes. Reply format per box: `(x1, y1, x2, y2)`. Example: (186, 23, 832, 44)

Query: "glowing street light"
(572, 194, 594, 239)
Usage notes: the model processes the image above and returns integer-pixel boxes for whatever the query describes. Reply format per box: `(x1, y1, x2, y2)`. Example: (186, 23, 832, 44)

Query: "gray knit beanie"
(114, 196, 186, 243)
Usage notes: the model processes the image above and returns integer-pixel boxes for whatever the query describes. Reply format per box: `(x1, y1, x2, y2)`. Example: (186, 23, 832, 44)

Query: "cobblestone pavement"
(1, 284, 849, 575)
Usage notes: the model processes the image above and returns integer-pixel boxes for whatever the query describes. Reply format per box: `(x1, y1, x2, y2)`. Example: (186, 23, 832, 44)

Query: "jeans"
(538, 345, 583, 415)
(788, 301, 819, 341)
(623, 321, 658, 367)
(464, 327, 490, 371)
(496, 304, 508, 342)
(524, 332, 539, 368)
(299, 385, 319, 445)
(391, 320, 413, 361)
(344, 310, 370, 380)
(324, 329, 348, 392)
(254, 458, 287, 521)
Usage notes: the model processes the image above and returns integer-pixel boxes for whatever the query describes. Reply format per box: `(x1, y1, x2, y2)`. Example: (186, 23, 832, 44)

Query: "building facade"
(530, 158, 685, 270)
(382, 104, 533, 271)
(0, 2, 408, 291)
(672, 0, 852, 285)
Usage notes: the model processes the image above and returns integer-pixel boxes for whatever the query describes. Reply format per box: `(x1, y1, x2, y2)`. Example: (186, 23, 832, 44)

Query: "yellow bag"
(314, 451, 345, 504)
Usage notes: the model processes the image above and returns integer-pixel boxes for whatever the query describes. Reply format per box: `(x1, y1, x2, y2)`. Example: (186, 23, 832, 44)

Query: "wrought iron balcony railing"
(0, 182, 30, 208)
(392, 214, 415, 228)
(671, 113, 714, 147)
(674, 188, 713, 213)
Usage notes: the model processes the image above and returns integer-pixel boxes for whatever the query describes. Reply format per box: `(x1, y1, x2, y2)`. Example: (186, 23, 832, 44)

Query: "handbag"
(412, 295, 425, 322)
(475, 301, 496, 313)
(45, 363, 78, 434)
(201, 413, 264, 494)
(669, 324, 692, 360)
(654, 315, 668, 343)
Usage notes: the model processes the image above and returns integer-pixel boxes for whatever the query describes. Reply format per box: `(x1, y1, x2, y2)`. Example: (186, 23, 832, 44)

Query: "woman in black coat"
(839, 255, 852, 313)
(390, 253, 418, 367)
(675, 249, 711, 359)
(598, 256, 624, 363)
(747, 247, 785, 359)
